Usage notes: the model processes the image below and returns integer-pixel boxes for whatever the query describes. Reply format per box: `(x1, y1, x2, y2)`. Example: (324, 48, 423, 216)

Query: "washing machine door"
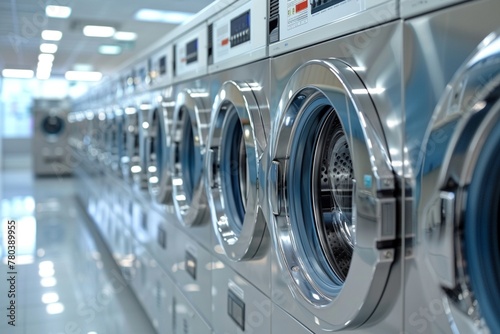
(147, 93, 175, 204)
(171, 88, 211, 226)
(422, 31, 500, 334)
(41, 114, 65, 141)
(122, 105, 140, 184)
(268, 59, 397, 330)
(135, 100, 151, 190)
(206, 81, 269, 261)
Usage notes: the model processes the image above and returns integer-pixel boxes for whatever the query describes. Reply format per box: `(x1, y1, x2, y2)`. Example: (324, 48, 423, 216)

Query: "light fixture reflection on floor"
(40, 277, 57, 288)
(46, 302, 65, 315)
(42, 292, 59, 304)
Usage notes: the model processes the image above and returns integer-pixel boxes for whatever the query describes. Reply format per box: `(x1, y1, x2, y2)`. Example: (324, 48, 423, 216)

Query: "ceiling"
(0, 0, 213, 79)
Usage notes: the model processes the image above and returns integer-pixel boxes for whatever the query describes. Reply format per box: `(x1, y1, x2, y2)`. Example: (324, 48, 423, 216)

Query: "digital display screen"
(186, 39, 198, 64)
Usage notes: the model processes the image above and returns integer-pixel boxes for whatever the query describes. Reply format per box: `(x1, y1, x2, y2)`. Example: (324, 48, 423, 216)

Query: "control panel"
(210, 0, 267, 70)
(134, 60, 149, 91)
(150, 45, 173, 87)
(270, 0, 397, 55)
(174, 24, 208, 81)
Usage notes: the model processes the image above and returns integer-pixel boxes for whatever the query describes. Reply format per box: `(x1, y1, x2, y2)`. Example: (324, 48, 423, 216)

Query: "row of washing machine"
(70, 0, 500, 333)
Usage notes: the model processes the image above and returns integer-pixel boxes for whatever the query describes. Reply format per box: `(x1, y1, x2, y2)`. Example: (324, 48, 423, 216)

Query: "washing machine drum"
(206, 81, 269, 261)
(268, 59, 397, 330)
(423, 32, 500, 334)
(42, 115, 64, 137)
(171, 89, 211, 226)
(147, 98, 174, 204)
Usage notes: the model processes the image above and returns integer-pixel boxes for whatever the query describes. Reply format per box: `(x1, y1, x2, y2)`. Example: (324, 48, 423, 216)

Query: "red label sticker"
(296, 0, 308, 12)
(221, 38, 229, 46)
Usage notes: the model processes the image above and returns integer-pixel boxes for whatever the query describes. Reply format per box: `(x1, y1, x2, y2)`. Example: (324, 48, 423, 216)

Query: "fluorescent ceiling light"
(41, 30, 63, 41)
(46, 5, 72, 18)
(2, 69, 34, 79)
(134, 9, 194, 24)
(98, 45, 122, 55)
(40, 43, 58, 53)
(83, 25, 116, 38)
(65, 71, 102, 82)
(114, 31, 137, 41)
(38, 54, 55, 63)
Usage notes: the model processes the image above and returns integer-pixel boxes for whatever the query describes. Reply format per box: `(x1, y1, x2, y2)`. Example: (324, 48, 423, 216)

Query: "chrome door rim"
(206, 80, 269, 261)
(421, 31, 500, 333)
(147, 94, 175, 204)
(171, 88, 210, 227)
(122, 105, 140, 184)
(268, 59, 397, 329)
(135, 99, 152, 190)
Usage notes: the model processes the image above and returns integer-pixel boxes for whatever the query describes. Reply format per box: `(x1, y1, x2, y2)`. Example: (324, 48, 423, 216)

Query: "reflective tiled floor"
(0, 166, 156, 334)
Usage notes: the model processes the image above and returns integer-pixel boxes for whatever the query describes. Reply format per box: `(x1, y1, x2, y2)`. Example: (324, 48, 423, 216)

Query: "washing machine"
(205, 5, 272, 333)
(266, 5, 403, 332)
(32, 98, 73, 176)
(205, 5, 271, 333)
(170, 22, 213, 251)
(402, 1, 500, 333)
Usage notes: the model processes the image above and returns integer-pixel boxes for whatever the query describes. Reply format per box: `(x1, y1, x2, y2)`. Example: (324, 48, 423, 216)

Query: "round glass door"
(206, 80, 269, 261)
(171, 89, 211, 226)
(421, 32, 500, 334)
(268, 59, 396, 330)
(42, 115, 64, 136)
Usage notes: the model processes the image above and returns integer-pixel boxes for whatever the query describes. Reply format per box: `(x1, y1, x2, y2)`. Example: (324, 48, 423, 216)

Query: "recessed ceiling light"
(41, 30, 63, 41)
(65, 71, 102, 82)
(98, 45, 122, 55)
(134, 9, 194, 24)
(113, 31, 138, 41)
(45, 5, 72, 19)
(38, 53, 55, 63)
(40, 43, 58, 53)
(83, 25, 116, 38)
(2, 69, 34, 79)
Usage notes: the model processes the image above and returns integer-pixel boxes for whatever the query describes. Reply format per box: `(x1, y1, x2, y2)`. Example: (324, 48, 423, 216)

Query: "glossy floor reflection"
(0, 168, 156, 334)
